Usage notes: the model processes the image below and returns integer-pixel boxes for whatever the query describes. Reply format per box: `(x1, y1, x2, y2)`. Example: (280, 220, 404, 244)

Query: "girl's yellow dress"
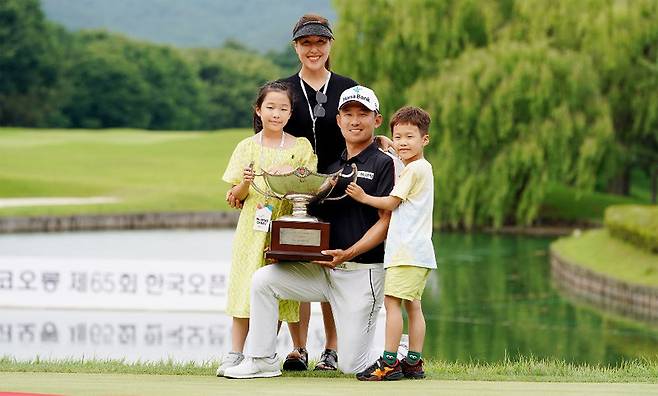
(222, 135, 317, 322)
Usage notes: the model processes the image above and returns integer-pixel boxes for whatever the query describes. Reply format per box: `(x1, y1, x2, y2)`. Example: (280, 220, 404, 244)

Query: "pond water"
(0, 230, 656, 365)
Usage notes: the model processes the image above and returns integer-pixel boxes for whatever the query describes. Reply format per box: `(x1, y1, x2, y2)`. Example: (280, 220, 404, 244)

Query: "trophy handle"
(322, 163, 358, 201)
(249, 180, 284, 201)
(247, 162, 285, 201)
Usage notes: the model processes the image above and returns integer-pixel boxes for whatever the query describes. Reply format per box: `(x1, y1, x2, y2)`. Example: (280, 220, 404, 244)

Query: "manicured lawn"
(539, 184, 648, 224)
(551, 229, 658, 286)
(0, 128, 650, 224)
(2, 356, 658, 385)
(3, 372, 658, 396)
(0, 128, 251, 216)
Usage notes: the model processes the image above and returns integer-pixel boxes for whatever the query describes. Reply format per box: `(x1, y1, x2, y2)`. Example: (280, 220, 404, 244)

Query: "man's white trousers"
(246, 261, 384, 374)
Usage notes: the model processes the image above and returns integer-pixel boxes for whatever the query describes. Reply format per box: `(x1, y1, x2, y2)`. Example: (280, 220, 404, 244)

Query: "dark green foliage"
(185, 47, 282, 129)
(0, 1, 288, 130)
(333, 0, 657, 227)
(0, 0, 68, 126)
(605, 205, 658, 254)
(333, 0, 507, 119)
(409, 43, 612, 227)
(500, 0, 658, 192)
(62, 31, 206, 130)
(266, 45, 299, 77)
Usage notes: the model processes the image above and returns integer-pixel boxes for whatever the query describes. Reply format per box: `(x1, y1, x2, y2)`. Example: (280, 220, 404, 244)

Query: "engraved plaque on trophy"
(251, 165, 357, 261)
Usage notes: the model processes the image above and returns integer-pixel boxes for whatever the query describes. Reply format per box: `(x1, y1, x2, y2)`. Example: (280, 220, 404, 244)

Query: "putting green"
(2, 373, 658, 396)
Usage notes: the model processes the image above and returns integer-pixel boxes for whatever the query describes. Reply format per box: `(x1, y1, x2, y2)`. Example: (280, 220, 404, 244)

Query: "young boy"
(346, 106, 436, 381)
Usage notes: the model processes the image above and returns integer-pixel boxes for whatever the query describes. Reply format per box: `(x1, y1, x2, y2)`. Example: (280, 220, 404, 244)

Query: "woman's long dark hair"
(252, 81, 294, 133)
(292, 14, 333, 71)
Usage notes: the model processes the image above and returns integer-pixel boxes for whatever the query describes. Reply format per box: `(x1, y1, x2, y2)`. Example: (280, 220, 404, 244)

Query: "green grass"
(551, 229, 658, 286)
(2, 356, 658, 383)
(0, 127, 251, 216)
(539, 184, 648, 224)
(4, 372, 658, 396)
(0, 128, 651, 224)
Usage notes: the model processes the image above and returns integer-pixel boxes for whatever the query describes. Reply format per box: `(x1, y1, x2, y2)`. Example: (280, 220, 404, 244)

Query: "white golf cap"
(338, 85, 380, 113)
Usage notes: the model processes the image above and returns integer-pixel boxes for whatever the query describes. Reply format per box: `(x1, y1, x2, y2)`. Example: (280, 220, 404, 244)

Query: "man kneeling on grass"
(223, 86, 395, 378)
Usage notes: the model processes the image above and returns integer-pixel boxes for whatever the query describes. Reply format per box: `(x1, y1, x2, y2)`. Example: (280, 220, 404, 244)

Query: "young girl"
(217, 81, 317, 376)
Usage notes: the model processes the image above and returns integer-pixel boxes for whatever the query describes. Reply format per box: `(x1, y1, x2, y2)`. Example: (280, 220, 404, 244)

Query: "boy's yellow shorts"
(384, 265, 431, 301)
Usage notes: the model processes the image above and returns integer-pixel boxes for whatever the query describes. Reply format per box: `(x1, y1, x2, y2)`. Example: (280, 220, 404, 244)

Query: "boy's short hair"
(389, 106, 431, 136)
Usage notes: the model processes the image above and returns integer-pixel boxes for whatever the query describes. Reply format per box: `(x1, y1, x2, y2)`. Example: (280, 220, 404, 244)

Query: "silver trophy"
(251, 164, 357, 261)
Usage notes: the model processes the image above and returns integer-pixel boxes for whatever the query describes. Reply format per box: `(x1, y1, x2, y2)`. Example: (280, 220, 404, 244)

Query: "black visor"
(292, 21, 334, 41)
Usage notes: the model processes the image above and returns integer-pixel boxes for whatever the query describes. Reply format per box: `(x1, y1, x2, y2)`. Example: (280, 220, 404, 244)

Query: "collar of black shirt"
(339, 140, 379, 164)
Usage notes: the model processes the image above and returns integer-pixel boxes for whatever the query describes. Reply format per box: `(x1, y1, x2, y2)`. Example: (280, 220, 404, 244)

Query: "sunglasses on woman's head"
(313, 91, 327, 118)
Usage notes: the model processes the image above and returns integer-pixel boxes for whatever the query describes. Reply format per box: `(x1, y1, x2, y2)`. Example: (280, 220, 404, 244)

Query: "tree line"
(334, 0, 658, 227)
(0, 0, 294, 130)
(2, 0, 656, 228)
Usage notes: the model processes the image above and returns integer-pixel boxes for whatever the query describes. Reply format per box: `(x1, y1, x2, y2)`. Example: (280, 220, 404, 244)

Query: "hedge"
(605, 205, 658, 254)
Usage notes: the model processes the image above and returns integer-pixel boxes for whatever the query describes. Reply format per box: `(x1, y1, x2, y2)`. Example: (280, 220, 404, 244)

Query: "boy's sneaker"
(223, 354, 282, 379)
(356, 357, 404, 381)
(401, 357, 425, 379)
(215, 352, 244, 377)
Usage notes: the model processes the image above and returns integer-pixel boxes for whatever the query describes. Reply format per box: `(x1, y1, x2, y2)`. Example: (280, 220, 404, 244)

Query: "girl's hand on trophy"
(226, 190, 243, 209)
(345, 182, 366, 203)
(243, 167, 255, 183)
(263, 247, 278, 265)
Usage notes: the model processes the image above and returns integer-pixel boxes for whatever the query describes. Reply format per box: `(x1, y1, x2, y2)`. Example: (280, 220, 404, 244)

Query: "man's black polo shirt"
(314, 141, 395, 263)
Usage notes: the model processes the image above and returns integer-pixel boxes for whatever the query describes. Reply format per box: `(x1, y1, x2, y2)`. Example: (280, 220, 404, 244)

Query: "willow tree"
(0, 0, 68, 126)
(408, 42, 613, 228)
(332, 0, 510, 118)
(500, 0, 658, 196)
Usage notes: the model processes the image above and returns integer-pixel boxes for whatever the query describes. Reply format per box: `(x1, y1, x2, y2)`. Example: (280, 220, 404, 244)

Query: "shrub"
(605, 205, 658, 254)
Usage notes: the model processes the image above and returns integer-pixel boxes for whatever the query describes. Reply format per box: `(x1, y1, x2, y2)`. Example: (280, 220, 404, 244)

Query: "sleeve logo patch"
(357, 170, 374, 180)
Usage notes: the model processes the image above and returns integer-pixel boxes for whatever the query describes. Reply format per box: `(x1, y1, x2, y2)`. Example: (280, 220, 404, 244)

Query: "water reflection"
(0, 308, 383, 363)
(426, 233, 658, 365)
(0, 230, 384, 362)
(1, 230, 657, 365)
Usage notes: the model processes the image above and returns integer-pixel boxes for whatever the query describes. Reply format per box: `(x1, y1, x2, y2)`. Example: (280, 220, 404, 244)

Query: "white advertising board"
(0, 257, 228, 311)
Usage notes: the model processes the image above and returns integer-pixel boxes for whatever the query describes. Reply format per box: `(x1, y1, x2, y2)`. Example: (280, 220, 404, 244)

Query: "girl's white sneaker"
(216, 352, 245, 377)
(223, 354, 282, 379)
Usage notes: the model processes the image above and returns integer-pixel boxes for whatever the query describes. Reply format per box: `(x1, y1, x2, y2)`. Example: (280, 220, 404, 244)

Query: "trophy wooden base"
(266, 220, 332, 262)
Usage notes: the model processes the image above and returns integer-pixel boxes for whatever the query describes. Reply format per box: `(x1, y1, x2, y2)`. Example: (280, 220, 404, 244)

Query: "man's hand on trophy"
(225, 190, 243, 209)
(345, 182, 366, 203)
(314, 249, 350, 269)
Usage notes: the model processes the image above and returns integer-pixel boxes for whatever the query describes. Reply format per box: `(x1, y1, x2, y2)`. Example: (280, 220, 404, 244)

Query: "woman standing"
(279, 13, 357, 372)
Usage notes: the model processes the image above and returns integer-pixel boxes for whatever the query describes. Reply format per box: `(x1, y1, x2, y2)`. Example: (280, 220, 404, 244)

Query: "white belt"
(334, 262, 382, 271)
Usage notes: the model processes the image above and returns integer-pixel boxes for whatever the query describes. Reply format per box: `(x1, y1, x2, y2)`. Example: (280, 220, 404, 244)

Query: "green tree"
(500, 0, 658, 197)
(266, 45, 299, 77)
(408, 43, 613, 227)
(63, 31, 206, 129)
(332, 0, 510, 119)
(186, 46, 282, 129)
(0, 0, 68, 126)
(63, 32, 153, 128)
